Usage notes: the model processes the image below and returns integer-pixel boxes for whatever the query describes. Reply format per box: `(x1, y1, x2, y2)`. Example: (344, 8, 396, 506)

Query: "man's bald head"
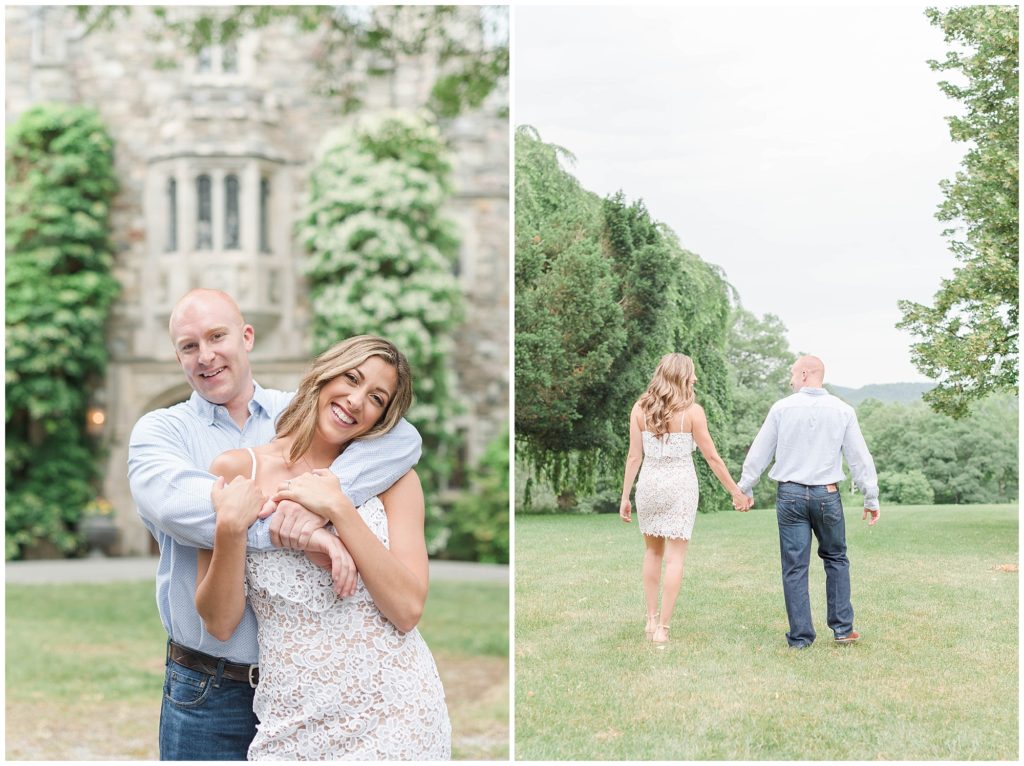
(167, 288, 256, 416)
(168, 288, 245, 338)
(789, 355, 826, 391)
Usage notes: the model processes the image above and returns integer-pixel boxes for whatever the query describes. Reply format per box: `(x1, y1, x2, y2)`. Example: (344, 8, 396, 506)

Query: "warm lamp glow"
(86, 407, 106, 435)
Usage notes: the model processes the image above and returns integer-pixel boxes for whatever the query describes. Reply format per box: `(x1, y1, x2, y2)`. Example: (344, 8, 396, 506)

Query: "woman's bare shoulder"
(685, 402, 708, 429)
(381, 469, 422, 496)
(209, 448, 254, 480)
(379, 469, 423, 510)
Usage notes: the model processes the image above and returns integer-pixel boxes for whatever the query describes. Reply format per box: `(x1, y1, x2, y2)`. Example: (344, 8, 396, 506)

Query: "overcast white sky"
(514, 5, 968, 388)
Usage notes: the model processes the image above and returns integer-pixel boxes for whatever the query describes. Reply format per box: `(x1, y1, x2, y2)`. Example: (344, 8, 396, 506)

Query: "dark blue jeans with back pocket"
(775, 482, 854, 646)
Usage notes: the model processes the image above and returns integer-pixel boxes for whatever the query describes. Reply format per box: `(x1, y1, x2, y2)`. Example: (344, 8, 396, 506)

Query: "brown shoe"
(835, 631, 860, 644)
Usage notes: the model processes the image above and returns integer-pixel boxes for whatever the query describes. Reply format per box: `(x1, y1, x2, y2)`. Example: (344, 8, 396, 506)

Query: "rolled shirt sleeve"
(128, 410, 274, 551)
(333, 418, 422, 507)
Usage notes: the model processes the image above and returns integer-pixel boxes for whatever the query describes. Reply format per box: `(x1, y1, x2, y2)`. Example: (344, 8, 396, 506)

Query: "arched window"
(224, 174, 240, 249)
(196, 174, 212, 250)
(259, 176, 271, 254)
(222, 41, 238, 73)
(197, 46, 212, 74)
(166, 178, 177, 252)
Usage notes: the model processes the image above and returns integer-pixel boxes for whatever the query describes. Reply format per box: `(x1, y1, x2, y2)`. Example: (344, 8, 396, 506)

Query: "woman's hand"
(619, 498, 632, 523)
(305, 527, 359, 598)
(273, 469, 355, 522)
(731, 487, 752, 512)
(211, 475, 267, 534)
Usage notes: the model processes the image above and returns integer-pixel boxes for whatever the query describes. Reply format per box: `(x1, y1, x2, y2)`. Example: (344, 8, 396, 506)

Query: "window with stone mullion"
(166, 178, 178, 252)
(259, 176, 271, 254)
(225, 174, 241, 250)
(196, 174, 213, 250)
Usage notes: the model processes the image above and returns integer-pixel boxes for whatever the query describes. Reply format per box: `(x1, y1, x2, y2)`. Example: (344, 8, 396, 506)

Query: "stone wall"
(5, 6, 509, 555)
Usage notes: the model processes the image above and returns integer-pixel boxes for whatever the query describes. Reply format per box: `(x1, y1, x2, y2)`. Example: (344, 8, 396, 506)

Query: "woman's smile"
(317, 356, 398, 443)
(330, 402, 357, 427)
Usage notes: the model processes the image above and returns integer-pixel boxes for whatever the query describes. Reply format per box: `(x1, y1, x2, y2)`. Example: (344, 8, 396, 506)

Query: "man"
(737, 355, 879, 649)
(128, 289, 421, 760)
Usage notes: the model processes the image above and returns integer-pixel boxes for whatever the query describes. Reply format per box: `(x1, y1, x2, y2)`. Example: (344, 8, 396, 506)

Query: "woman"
(619, 353, 747, 646)
(195, 335, 451, 760)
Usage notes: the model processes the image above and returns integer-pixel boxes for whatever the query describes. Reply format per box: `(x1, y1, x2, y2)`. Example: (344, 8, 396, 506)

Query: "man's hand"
(619, 499, 632, 523)
(863, 507, 880, 526)
(268, 499, 328, 549)
(731, 489, 753, 512)
(211, 476, 266, 535)
(305, 527, 358, 598)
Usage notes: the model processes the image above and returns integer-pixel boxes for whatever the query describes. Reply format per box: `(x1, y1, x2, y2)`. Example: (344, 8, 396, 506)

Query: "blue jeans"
(159, 646, 259, 760)
(775, 482, 854, 646)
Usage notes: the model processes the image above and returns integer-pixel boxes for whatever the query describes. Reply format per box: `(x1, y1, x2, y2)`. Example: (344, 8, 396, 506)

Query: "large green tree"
(515, 127, 733, 512)
(897, 5, 1019, 418)
(6, 105, 121, 559)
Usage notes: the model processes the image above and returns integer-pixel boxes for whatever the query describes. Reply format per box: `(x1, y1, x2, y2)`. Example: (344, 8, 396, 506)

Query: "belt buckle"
(248, 664, 259, 688)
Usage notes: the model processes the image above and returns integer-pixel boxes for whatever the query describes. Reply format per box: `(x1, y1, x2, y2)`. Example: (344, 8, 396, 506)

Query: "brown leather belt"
(168, 641, 259, 687)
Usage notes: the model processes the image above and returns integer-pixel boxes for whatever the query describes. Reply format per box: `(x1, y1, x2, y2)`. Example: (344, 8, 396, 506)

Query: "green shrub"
(879, 469, 936, 505)
(5, 104, 120, 560)
(440, 430, 509, 563)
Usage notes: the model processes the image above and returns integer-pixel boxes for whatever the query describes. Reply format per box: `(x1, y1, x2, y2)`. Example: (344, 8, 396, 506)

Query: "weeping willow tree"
(515, 126, 732, 513)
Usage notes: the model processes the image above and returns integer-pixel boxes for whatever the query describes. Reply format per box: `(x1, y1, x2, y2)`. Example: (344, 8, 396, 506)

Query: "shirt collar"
(799, 386, 828, 396)
(188, 379, 268, 425)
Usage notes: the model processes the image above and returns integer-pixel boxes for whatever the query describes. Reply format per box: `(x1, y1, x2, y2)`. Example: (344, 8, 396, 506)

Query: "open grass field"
(515, 504, 1018, 760)
(6, 579, 508, 760)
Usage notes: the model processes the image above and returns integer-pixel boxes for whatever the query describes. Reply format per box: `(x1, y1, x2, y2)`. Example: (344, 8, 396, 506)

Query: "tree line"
(516, 6, 1018, 512)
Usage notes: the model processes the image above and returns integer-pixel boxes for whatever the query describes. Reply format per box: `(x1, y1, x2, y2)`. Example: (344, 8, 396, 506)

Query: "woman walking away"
(619, 353, 748, 646)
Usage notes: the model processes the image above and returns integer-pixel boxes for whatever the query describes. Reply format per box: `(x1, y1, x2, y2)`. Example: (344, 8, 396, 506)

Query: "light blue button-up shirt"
(739, 387, 879, 510)
(128, 381, 422, 664)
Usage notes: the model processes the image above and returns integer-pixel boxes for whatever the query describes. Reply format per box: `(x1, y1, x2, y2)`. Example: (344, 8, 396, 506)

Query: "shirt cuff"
(248, 517, 274, 550)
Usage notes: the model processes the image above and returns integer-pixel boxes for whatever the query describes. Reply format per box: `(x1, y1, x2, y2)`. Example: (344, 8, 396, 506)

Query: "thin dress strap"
(244, 447, 257, 481)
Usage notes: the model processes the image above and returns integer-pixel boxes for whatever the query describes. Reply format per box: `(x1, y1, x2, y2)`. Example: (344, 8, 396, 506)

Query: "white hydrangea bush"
(301, 111, 464, 551)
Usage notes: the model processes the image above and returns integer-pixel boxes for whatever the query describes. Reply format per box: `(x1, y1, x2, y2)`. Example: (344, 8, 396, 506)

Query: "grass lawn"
(6, 578, 508, 760)
(515, 504, 1018, 760)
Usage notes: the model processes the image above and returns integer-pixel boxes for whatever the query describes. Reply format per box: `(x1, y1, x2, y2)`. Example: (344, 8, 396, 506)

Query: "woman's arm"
(619, 403, 645, 522)
(689, 405, 748, 507)
(195, 450, 263, 641)
(274, 470, 428, 632)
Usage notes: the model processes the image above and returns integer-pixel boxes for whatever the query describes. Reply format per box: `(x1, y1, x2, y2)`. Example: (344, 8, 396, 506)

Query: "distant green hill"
(826, 382, 935, 405)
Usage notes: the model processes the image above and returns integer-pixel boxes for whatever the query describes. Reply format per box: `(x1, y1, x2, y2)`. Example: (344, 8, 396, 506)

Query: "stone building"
(5, 6, 509, 555)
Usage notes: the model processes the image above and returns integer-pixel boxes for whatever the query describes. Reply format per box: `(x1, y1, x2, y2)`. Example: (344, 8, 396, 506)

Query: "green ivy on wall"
(6, 104, 121, 559)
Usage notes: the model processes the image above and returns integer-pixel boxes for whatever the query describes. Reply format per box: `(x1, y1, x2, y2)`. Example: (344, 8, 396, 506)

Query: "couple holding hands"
(620, 353, 881, 649)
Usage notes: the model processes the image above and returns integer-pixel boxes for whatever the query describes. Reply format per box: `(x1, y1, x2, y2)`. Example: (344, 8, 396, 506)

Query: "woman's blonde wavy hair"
(275, 335, 413, 464)
(637, 353, 696, 436)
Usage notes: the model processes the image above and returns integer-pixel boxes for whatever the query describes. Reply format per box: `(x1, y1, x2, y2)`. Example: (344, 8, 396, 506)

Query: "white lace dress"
(635, 431, 700, 540)
(244, 496, 451, 760)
